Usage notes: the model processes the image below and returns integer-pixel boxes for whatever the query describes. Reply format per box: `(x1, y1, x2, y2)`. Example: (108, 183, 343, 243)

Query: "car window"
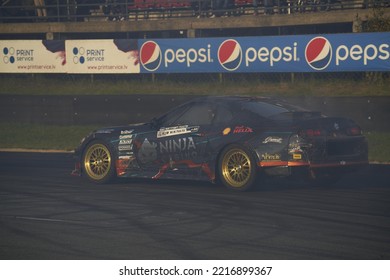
(159, 101, 234, 127)
(170, 102, 216, 126)
(213, 105, 233, 124)
(242, 101, 290, 118)
(158, 103, 190, 127)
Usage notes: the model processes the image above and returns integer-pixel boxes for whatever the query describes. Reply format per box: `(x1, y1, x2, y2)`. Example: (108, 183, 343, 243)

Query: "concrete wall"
(1, 95, 389, 132)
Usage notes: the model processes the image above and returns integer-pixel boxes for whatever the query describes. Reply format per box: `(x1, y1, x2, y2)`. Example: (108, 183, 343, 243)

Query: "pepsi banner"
(139, 32, 390, 73)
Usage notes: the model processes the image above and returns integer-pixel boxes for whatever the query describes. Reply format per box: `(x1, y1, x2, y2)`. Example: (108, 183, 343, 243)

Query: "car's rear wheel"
(218, 145, 257, 191)
(82, 140, 115, 184)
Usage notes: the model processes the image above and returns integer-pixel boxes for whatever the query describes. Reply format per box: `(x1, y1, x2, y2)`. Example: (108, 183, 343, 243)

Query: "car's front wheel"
(218, 144, 257, 191)
(82, 140, 115, 184)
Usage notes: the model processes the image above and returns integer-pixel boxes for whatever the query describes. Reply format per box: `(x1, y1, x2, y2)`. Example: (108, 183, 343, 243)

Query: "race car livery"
(73, 96, 368, 191)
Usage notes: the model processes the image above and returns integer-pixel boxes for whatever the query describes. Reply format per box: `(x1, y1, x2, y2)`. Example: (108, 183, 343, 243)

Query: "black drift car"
(73, 96, 368, 191)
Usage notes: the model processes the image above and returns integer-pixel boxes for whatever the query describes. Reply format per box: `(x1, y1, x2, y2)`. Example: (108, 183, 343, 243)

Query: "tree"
(363, 4, 390, 83)
(365, 4, 390, 32)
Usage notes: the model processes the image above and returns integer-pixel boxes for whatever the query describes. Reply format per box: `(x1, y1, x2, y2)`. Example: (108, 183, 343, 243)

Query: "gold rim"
(221, 148, 252, 188)
(83, 143, 112, 181)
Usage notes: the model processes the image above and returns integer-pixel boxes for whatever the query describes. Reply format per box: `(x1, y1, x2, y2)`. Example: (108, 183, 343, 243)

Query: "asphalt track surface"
(0, 152, 389, 260)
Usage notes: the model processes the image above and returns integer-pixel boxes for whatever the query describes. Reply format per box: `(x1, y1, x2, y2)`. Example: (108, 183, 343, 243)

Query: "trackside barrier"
(0, 95, 389, 132)
(1, 33, 390, 74)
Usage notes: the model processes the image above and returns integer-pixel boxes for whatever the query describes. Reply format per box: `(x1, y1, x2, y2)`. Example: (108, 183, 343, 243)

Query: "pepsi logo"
(140, 41, 162, 72)
(305, 37, 332, 71)
(218, 39, 242, 71)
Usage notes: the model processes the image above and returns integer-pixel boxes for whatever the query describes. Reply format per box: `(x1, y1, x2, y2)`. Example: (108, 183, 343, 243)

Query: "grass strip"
(365, 132, 390, 163)
(1, 75, 390, 96)
(0, 123, 389, 162)
(0, 123, 99, 151)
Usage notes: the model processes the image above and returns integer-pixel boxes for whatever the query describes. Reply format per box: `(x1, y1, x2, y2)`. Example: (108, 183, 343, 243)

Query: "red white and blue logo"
(305, 37, 332, 71)
(218, 39, 242, 71)
(140, 41, 162, 72)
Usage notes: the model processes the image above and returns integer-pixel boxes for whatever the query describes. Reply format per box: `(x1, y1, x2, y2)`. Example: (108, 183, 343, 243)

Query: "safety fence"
(1, 0, 388, 22)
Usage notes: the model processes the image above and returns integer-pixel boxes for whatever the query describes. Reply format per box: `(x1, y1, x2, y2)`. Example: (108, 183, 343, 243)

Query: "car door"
(150, 101, 216, 179)
(132, 103, 192, 174)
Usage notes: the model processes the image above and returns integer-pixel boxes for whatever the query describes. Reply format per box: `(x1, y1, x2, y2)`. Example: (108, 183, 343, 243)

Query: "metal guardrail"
(1, 0, 389, 22)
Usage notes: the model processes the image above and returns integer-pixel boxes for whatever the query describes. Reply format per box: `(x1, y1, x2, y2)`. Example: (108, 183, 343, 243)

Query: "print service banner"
(138, 32, 390, 73)
(65, 39, 140, 74)
(0, 40, 66, 73)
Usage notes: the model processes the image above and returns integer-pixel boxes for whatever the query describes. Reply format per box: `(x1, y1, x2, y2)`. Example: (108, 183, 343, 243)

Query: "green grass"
(1, 75, 390, 96)
(0, 123, 99, 151)
(0, 123, 389, 162)
(365, 132, 390, 163)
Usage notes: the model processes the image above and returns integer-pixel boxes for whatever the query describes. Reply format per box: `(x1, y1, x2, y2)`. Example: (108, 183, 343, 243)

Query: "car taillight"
(346, 126, 362, 136)
(299, 129, 322, 137)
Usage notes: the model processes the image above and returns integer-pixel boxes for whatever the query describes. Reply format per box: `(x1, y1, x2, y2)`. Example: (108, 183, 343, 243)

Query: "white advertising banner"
(1, 260, 390, 280)
(0, 40, 66, 73)
(66, 39, 140, 74)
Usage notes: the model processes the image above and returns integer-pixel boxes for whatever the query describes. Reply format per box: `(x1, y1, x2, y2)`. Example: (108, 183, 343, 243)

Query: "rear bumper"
(307, 160, 368, 169)
(258, 159, 368, 178)
(258, 160, 368, 169)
